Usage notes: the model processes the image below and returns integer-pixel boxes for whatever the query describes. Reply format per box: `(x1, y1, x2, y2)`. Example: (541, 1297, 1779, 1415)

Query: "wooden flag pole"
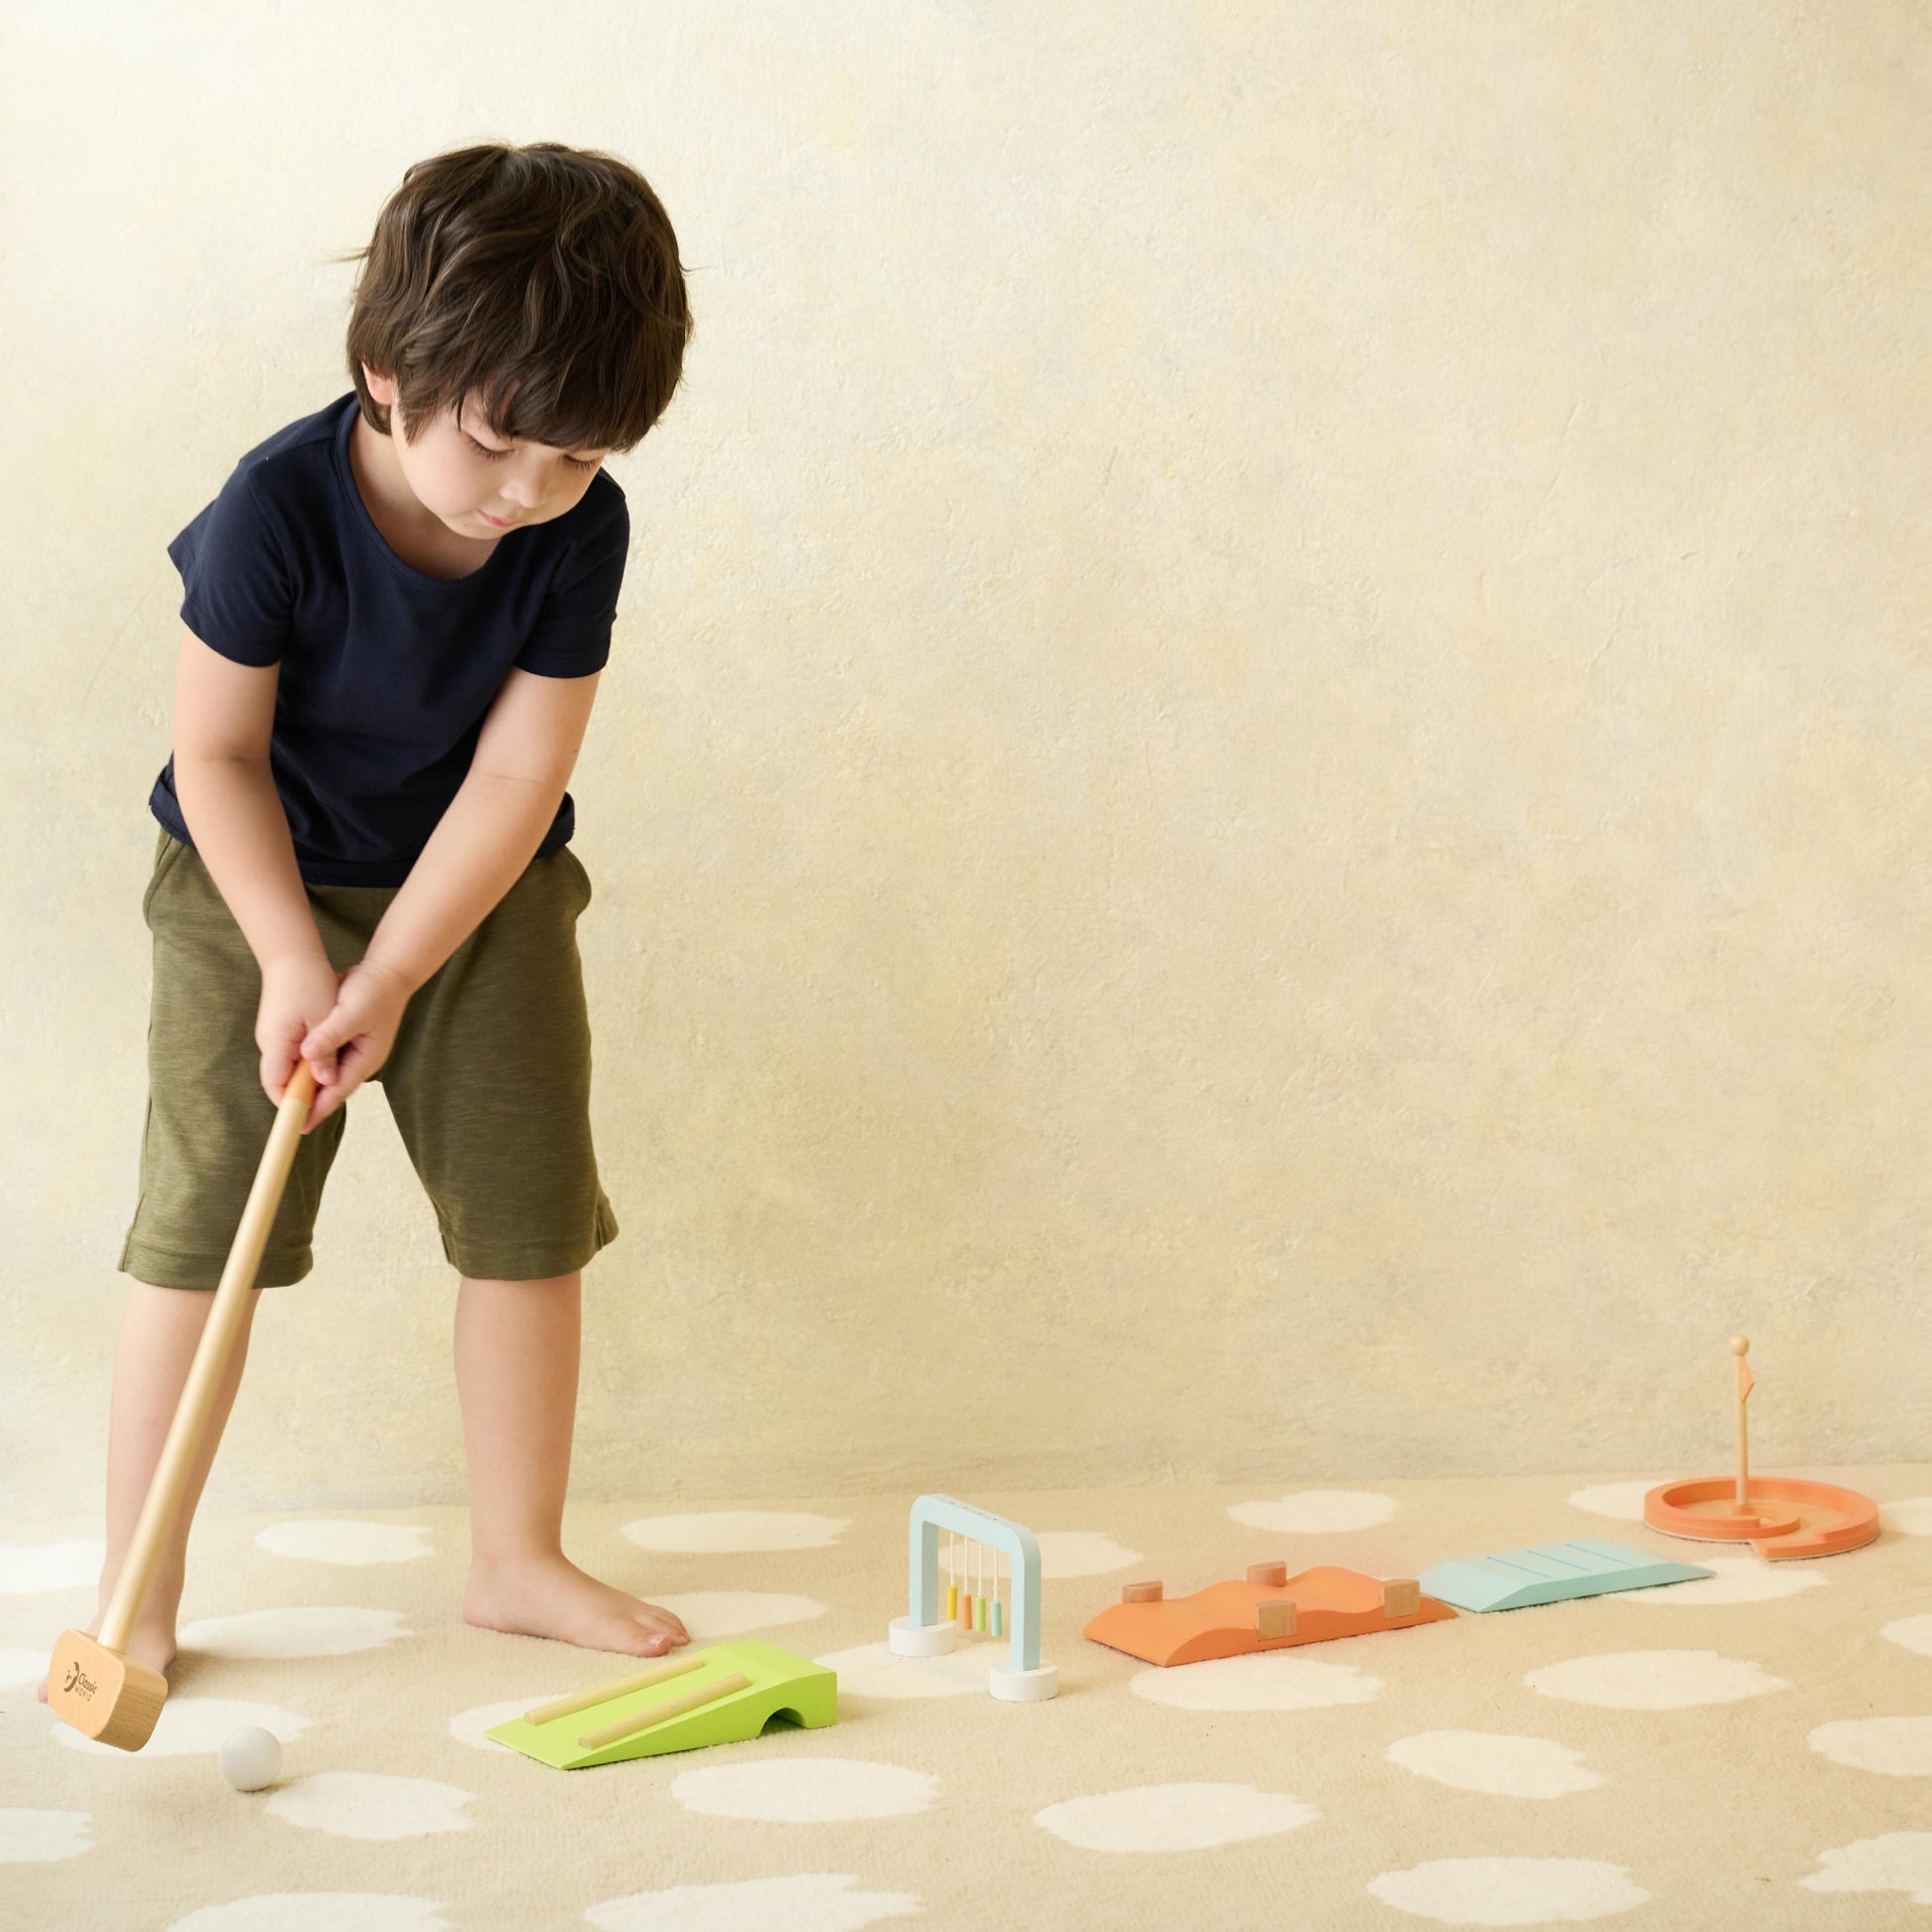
(1730, 1334, 1753, 1509)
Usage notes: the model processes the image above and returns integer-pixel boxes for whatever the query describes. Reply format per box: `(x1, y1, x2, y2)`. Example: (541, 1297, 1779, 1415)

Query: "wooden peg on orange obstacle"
(1255, 1599, 1297, 1639)
(1643, 1334, 1879, 1561)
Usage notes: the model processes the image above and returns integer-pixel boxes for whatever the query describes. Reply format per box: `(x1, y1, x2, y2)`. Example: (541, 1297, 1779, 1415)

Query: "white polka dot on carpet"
(265, 1772, 475, 1839)
(179, 1606, 412, 1656)
(1613, 1556, 1826, 1604)
(1880, 1614, 1932, 1657)
(167, 1898, 453, 1932)
(1387, 1730, 1603, 1797)
(447, 1697, 541, 1750)
(1808, 1716, 1932, 1776)
(1030, 1531, 1146, 1577)
(1226, 1489, 1397, 1532)
(1035, 1782, 1317, 1852)
(0, 1541, 103, 1592)
(1800, 1833, 1932, 1904)
(255, 1521, 432, 1565)
(1564, 1482, 1656, 1521)
(0, 1809, 91, 1863)
(583, 1873, 922, 1930)
(620, 1512, 851, 1552)
(1368, 1858, 1649, 1923)
(1524, 1649, 1786, 1709)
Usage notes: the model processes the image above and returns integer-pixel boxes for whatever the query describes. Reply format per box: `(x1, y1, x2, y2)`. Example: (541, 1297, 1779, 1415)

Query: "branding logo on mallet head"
(61, 1660, 97, 1701)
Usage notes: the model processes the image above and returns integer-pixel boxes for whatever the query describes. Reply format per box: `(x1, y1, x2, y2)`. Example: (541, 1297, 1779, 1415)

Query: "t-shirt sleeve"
(514, 491, 629, 678)
(166, 467, 294, 666)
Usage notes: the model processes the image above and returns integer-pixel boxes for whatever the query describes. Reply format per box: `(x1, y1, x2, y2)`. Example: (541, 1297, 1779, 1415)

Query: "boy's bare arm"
(169, 624, 329, 974)
(361, 666, 603, 996)
(290, 667, 603, 1124)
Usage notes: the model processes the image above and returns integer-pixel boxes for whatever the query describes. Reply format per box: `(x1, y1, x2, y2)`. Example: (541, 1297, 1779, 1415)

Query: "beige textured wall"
(4, 3, 1926, 1515)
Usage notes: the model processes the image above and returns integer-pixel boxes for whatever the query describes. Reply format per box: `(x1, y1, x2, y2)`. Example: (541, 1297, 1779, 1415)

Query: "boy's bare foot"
(464, 1551, 691, 1657)
(38, 1610, 179, 1705)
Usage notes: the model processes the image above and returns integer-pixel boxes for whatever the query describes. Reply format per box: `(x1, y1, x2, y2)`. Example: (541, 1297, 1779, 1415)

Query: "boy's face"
(363, 364, 611, 538)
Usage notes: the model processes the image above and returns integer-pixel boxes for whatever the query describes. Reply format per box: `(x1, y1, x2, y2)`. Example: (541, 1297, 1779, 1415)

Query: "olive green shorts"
(119, 829, 619, 1290)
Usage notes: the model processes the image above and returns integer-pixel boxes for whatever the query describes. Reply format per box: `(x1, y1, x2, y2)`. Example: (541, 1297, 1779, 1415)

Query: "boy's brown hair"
(343, 142, 690, 454)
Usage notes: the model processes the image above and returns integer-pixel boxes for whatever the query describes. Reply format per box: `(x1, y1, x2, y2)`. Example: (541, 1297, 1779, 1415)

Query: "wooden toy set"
(49, 1298, 1880, 1769)
(462, 1337, 1881, 1779)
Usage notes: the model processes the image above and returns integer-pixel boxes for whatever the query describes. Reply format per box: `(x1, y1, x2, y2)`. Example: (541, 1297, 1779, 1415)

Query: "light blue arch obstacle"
(887, 1493, 1058, 1701)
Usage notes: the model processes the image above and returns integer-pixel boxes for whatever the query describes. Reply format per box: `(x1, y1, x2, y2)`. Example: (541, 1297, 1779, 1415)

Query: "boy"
(50, 142, 694, 1696)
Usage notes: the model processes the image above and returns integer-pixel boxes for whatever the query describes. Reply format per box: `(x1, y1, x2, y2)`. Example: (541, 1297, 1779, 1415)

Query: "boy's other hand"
(257, 954, 346, 1129)
(296, 959, 416, 1130)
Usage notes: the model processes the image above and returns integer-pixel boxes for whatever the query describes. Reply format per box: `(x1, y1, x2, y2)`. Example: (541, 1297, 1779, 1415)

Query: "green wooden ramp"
(487, 1639, 837, 1770)
(1419, 1538, 1711, 1612)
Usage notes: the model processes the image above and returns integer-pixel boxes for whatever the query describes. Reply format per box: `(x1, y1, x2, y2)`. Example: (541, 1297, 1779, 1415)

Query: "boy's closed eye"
(465, 431, 603, 473)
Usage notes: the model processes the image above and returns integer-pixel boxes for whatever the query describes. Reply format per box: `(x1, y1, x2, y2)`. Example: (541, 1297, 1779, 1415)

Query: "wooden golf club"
(48, 1060, 319, 1749)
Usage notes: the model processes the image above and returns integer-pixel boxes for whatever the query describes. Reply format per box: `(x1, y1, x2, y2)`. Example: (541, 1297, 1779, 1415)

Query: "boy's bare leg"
(456, 1271, 689, 1656)
(39, 1280, 260, 1700)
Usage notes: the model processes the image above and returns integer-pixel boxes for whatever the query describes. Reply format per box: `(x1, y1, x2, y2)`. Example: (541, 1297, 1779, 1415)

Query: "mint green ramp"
(1419, 1539, 1712, 1612)
(486, 1640, 837, 1770)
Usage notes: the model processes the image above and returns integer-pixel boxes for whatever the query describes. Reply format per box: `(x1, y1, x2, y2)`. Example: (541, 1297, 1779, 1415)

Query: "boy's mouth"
(479, 510, 519, 528)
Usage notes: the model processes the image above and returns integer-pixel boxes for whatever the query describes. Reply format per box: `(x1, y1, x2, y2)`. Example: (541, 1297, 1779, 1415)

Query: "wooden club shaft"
(98, 1065, 316, 1656)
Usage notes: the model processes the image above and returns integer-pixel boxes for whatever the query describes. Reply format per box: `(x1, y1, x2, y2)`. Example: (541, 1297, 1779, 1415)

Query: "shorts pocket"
(142, 834, 190, 927)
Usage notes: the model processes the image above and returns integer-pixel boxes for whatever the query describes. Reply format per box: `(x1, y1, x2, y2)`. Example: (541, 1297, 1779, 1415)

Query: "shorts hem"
(441, 1198, 619, 1282)
(117, 1237, 313, 1292)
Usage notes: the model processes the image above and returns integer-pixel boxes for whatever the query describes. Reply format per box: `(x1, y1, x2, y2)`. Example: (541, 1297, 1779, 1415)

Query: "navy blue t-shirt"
(149, 392, 627, 887)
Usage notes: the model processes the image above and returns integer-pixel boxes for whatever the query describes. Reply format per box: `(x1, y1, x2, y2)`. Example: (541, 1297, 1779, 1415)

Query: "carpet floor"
(5, 1468, 1931, 1930)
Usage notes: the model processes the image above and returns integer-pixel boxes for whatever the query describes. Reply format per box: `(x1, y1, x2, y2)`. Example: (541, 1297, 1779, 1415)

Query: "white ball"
(219, 1725, 282, 1791)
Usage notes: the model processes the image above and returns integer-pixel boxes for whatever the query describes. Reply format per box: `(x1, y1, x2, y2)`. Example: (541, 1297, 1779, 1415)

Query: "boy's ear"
(361, 362, 400, 407)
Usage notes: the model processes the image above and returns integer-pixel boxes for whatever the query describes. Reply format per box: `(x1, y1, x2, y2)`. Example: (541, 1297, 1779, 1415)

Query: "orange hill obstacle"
(1085, 1562, 1454, 1668)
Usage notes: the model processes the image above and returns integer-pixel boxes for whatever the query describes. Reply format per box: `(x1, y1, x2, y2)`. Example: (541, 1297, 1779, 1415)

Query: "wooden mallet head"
(46, 1625, 169, 1750)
